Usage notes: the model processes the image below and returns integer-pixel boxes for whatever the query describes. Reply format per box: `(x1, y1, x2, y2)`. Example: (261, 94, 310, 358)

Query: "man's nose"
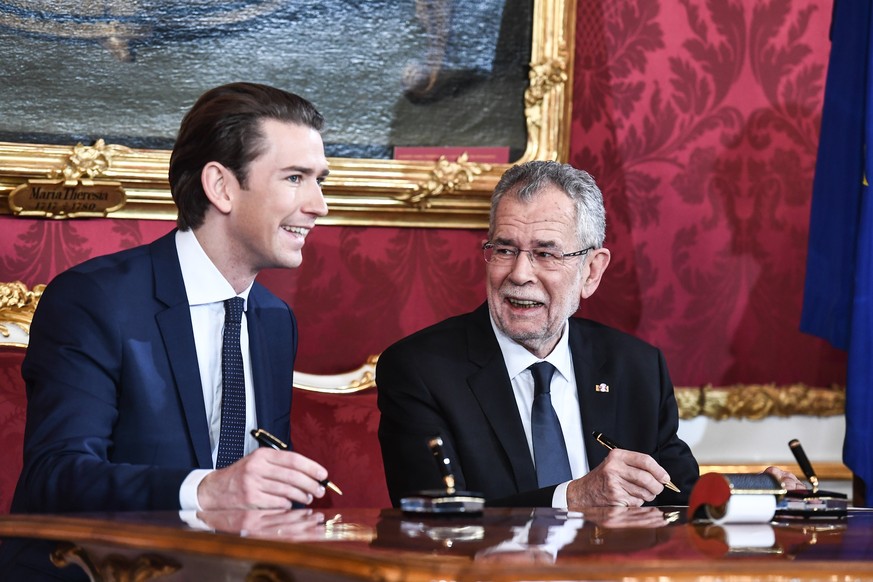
(508, 250, 537, 282)
(304, 183, 329, 217)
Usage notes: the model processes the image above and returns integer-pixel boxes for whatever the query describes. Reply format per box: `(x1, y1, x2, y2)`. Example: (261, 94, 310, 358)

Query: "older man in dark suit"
(377, 161, 799, 510)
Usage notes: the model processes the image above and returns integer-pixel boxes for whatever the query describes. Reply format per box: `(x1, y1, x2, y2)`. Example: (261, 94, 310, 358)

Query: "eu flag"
(801, 0, 873, 506)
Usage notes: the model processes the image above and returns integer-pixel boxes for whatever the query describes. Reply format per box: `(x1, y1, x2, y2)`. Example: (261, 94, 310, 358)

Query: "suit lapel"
(570, 320, 617, 470)
(151, 232, 213, 469)
(466, 305, 539, 493)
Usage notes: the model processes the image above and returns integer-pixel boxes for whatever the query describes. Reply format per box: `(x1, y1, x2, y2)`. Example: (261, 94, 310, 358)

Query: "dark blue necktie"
(216, 297, 246, 469)
(529, 362, 572, 487)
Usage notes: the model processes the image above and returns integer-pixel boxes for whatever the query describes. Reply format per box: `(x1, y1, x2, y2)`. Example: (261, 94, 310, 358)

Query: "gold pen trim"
(323, 480, 344, 496)
(251, 428, 287, 450)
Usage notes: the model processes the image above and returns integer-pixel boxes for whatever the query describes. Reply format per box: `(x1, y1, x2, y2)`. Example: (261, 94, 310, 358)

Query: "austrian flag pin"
(595, 383, 609, 393)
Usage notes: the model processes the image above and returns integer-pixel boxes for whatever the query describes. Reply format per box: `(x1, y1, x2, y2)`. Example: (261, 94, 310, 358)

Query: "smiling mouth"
(507, 298, 543, 308)
(281, 226, 310, 236)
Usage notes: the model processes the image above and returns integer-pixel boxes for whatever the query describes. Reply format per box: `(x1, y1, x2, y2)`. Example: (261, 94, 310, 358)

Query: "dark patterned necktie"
(529, 362, 572, 487)
(216, 297, 246, 469)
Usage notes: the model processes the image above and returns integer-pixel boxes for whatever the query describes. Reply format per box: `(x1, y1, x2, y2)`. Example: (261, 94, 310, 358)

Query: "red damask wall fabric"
(0, 350, 27, 513)
(0, 0, 847, 510)
(0, 0, 845, 386)
(569, 0, 845, 387)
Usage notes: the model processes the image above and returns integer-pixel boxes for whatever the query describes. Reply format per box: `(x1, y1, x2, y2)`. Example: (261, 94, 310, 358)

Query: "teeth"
(281, 226, 309, 236)
(508, 298, 542, 307)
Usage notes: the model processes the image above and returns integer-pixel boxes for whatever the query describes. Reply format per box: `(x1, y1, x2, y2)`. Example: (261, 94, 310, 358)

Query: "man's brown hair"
(169, 82, 325, 230)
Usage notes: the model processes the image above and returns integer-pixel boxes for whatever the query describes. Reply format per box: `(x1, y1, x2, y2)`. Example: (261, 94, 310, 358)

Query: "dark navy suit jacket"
(377, 304, 698, 507)
(11, 230, 296, 512)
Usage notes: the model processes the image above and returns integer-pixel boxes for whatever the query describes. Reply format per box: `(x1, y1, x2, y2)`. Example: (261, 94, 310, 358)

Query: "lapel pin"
(595, 383, 609, 393)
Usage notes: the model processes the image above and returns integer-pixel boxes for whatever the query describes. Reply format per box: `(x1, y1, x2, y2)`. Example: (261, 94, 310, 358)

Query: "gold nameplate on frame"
(6, 138, 129, 219)
(9, 179, 126, 219)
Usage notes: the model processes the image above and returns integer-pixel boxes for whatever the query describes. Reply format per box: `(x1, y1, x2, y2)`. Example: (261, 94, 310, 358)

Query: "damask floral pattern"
(290, 390, 388, 509)
(0, 220, 90, 284)
(0, 0, 846, 392)
(270, 226, 487, 373)
(0, 0, 850, 513)
(571, 0, 845, 386)
(0, 350, 26, 513)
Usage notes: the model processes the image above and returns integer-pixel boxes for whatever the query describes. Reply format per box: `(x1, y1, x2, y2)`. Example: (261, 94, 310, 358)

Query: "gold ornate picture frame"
(0, 0, 576, 229)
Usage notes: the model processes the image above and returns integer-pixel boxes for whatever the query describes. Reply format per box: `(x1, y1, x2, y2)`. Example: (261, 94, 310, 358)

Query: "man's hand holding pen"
(251, 428, 343, 495)
(565, 448, 675, 509)
(197, 447, 331, 510)
(196, 429, 341, 510)
(564, 431, 678, 509)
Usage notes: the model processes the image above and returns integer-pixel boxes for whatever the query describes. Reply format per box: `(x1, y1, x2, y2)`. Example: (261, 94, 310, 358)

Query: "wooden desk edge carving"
(1, 511, 872, 582)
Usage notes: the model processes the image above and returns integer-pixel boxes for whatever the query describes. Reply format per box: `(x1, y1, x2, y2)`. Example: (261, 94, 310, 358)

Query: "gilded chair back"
(0, 281, 41, 513)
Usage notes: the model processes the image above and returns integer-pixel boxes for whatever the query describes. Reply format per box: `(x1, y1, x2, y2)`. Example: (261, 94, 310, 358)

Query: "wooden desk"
(0, 507, 871, 581)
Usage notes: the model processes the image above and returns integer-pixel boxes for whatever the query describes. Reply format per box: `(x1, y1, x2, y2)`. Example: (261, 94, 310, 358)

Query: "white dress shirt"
(490, 316, 589, 508)
(175, 229, 257, 510)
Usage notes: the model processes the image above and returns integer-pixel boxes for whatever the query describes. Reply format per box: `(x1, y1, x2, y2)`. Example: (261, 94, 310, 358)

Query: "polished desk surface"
(0, 506, 871, 581)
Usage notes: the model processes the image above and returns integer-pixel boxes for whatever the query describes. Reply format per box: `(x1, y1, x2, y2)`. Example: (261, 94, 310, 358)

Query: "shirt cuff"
(179, 469, 212, 511)
(178, 510, 211, 531)
(552, 481, 570, 509)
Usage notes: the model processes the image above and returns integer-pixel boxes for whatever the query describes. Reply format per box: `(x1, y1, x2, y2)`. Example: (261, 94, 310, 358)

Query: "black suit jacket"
(376, 304, 698, 507)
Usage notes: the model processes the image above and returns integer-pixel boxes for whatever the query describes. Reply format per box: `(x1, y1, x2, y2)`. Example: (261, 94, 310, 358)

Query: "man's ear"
(201, 161, 236, 215)
(581, 248, 611, 299)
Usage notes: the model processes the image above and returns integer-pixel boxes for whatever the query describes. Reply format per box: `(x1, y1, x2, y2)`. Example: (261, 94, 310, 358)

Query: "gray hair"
(489, 161, 606, 249)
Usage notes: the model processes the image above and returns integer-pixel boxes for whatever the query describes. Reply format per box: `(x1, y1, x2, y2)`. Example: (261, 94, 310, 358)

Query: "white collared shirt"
(490, 316, 589, 508)
(175, 229, 258, 509)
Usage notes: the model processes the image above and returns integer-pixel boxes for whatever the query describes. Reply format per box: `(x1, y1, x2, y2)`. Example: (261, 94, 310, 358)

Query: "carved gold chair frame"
(0, 281, 373, 394)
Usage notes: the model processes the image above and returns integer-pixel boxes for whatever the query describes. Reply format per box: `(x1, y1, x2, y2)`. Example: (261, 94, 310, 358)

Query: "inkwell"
(399, 436, 485, 515)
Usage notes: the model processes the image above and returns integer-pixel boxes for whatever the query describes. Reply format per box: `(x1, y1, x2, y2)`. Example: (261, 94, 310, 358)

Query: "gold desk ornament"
(246, 564, 294, 582)
(51, 542, 182, 582)
(7, 139, 128, 219)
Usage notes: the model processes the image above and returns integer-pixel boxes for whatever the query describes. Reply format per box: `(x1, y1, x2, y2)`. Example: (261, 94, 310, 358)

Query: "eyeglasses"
(482, 242, 594, 270)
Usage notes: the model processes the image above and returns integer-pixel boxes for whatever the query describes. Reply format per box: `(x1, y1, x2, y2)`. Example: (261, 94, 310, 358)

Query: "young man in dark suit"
(12, 82, 331, 514)
(377, 161, 802, 509)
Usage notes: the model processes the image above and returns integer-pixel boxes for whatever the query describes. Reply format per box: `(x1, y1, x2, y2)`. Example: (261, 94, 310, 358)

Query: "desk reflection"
(1, 508, 872, 581)
(194, 508, 326, 541)
(373, 506, 677, 561)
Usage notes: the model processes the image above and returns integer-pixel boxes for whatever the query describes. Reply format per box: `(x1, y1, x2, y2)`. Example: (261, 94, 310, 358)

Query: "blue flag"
(801, 0, 873, 506)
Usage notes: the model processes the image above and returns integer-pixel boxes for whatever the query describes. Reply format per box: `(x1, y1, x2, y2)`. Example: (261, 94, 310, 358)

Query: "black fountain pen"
(428, 436, 457, 494)
(592, 431, 681, 493)
(250, 428, 343, 495)
(789, 438, 819, 493)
